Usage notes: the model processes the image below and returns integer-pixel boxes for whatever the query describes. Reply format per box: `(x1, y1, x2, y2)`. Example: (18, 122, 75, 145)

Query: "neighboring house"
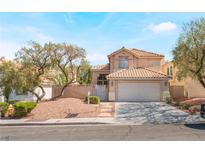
(0, 61, 54, 102)
(162, 61, 205, 99)
(8, 84, 53, 102)
(91, 47, 171, 102)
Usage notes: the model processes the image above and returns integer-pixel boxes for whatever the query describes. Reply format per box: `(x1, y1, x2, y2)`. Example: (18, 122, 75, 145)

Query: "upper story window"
(166, 66, 173, 76)
(118, 56, 128, 69)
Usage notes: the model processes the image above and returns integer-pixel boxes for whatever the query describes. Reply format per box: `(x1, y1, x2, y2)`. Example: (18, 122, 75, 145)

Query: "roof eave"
(107, 77, 171, 80)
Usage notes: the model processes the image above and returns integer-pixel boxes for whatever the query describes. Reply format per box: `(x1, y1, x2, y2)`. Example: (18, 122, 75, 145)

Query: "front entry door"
(96, 85, 107, 101)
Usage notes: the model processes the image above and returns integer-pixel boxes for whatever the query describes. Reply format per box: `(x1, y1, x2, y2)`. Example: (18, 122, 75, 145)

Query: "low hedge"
(13, 101, 37, 118)
(8, 100, 19, 104)
(85, 96, 100, 104)
(0, 102, 9, 117)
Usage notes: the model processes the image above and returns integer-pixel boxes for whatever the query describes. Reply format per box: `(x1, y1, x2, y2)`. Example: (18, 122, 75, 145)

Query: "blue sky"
(1, 12, 205, 65)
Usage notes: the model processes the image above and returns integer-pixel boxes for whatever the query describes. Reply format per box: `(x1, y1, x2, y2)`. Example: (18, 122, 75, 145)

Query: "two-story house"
(91, 47, 171, 102)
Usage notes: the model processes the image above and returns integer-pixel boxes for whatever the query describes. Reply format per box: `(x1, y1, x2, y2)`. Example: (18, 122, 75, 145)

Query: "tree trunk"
(50, 79, 74, 101)
(29, 86, 46, 103)
(50, 84, 68, 101)
(30, 91, 41, 103)
(5, 96, 9, 103)
(38, 85, 46, 101)
(198, 75, 205, 89)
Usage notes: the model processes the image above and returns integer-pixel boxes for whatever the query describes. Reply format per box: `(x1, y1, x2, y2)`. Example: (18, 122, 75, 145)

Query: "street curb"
(0, 122, 114, 126)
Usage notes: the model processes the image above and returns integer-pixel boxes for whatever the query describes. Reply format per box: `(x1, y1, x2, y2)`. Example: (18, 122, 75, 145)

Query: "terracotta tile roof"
(108, 47, 164, 58)
(106, 67, 170, 79)
(91, 63, 110, 70)
(130, 48, 164, 57)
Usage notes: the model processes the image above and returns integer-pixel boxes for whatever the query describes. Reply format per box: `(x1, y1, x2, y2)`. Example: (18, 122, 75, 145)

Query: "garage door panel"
(118, 82, 161, 102)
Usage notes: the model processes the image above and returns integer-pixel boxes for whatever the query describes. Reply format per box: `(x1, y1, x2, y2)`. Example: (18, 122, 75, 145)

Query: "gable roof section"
(131, 48, 164, 57)
(106, 67, 170, 79)
(107, 47, 164, 58)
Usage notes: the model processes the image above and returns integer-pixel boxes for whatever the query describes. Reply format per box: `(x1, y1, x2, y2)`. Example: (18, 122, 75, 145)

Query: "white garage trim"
(117, 81, 161, 102)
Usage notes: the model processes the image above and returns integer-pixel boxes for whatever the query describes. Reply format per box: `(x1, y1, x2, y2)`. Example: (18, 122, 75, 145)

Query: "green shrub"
(165, 97, 172, 104)
(8, 100, 19, 104)
(180, 103, 192, 110)
(0, 102, 9, 117)
(13, 101, 37, 118)
(24, 102, 37, 113)
(85, 96, 100, 104)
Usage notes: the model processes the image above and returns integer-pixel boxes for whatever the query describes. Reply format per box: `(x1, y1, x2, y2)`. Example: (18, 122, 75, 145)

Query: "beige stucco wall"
(109, 50, 135, 73)
(109, 49, 164, 73)
(162, 62, 205, 98)
(108, 79, 169, 101)
(184, 77, 205, 98)
(53, 85, 94, 99)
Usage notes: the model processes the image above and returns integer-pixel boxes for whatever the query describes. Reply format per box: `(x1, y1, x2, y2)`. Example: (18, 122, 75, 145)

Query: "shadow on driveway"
(184, 123, 205, 130)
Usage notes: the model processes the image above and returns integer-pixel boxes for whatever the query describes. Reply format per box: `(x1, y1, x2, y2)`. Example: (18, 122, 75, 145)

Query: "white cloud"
(0, 25, 54, 43)
(87, 53, 108, 64)
(0, 25, 54, 59)
(148, 22, 177, 33)
(0, 41, 22, 59)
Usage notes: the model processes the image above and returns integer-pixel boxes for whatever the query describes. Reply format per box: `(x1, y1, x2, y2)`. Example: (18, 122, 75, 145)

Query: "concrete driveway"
(115, 102, 205, 124)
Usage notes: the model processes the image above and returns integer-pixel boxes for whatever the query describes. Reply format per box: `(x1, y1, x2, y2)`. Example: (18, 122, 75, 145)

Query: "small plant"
(13, 101, 37, 118)
(0, 102, 9, 117)
(173, 101, 180, 106)
(166, 97, 172, 104)
(180, 103, 192, 110)
(85, 96, 100, 104)
(189, 105, 201, 114)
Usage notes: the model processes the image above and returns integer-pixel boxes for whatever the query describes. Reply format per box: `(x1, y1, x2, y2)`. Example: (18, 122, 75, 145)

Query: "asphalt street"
(1, 123, 205, 141)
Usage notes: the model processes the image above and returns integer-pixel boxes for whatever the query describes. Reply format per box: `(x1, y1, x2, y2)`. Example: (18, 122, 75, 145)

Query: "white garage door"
(118, 82, 161, 102)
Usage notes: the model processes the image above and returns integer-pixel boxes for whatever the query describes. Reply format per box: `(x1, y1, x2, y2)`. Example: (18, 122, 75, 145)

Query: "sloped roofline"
(107, 47, 136, 58)
(107, 47, 164, 58)
(106, 67, 171, 79)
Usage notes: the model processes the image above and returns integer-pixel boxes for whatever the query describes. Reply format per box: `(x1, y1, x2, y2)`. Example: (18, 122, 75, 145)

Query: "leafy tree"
(15, 41, 52, 102)
(49, 43, 86, 100)
(0, 59, 18, 102)
(172, 18, 205, 88)
(77, 59, 92, 85)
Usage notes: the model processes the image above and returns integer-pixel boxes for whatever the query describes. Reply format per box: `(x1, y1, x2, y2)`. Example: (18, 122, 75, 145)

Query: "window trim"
(118, 56, 129, 69)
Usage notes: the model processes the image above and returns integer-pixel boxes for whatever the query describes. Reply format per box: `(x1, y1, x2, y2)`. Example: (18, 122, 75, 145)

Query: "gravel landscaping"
(27, 98, 101, 120)
(116, 102, 205, 124)
(25, 98, 115, 121)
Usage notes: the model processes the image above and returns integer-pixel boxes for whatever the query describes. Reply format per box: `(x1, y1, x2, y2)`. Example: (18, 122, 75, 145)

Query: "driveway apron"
(115, 102, 205, 124)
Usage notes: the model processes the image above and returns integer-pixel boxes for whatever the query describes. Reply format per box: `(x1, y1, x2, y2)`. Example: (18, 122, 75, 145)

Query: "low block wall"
(170, 85, 185, 99)
(52, 85, 94, 99)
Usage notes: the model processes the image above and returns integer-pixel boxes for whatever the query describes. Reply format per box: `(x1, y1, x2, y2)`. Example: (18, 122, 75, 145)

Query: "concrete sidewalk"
(0, 117, 117, 126)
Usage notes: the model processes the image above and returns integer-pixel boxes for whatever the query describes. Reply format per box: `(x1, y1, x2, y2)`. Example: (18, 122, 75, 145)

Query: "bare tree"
(49, 43, 86, 100)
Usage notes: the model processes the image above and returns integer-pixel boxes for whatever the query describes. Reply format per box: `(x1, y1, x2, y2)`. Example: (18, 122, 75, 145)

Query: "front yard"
(26, 98, 115, 121)
(167, 97, 205, 115)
